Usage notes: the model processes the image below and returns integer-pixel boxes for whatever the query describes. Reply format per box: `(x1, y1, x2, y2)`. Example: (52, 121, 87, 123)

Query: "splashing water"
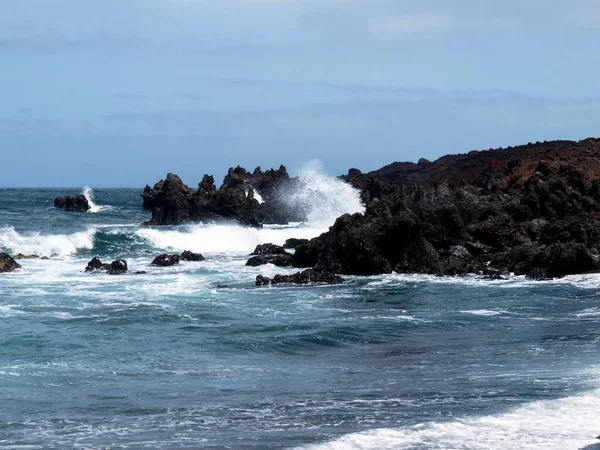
(279, 160, 365, 228)
(82, 186, 103, 213)
(0, 226, 96, 257)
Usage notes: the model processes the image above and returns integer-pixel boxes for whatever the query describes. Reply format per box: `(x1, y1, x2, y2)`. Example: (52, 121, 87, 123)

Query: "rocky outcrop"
(251, 244, 286, 255)
(54, 194, 90, 211)
(141, 165, 300, 226)
(318, 138, 600, 279)
(151, 251, 205, 266)
(181, 250, 205, 262)
(246, 254, 293, 267)
(283, 238, 309, 249)
(255, 268, 343, 286)
(85, 257, 128, 275)
(151, 254, 180, 267)
(0, 253, 21, 273)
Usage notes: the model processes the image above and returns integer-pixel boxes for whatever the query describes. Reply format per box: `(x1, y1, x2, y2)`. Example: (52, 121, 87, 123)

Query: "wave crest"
(0, 226, 96, 257)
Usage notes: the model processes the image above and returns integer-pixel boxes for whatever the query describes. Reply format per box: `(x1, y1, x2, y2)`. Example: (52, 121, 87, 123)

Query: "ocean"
(1, 171, 600, 449)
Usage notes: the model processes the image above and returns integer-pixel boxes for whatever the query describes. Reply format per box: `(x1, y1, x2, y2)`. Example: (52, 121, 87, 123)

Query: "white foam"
(136, 223, 327, 254)
(82, 186, 110, 213)
(279, 160, 365, 228)
(300, 388, 600, 450)
(462, 309, 506, 316)
(0, 226, 95, 257)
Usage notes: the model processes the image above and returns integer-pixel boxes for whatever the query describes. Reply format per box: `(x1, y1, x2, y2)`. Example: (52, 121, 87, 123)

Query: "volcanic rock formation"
(141, 165, 301, 226)
(54, 194, 90, 211)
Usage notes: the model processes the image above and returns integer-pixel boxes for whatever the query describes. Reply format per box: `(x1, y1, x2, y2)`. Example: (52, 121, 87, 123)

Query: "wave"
(300, 387, 600, 450)
(278, 160, 365, 228)
(82, 186, 110, 213)
(0, 226, 95, 257)
(135, 223, 327, 254)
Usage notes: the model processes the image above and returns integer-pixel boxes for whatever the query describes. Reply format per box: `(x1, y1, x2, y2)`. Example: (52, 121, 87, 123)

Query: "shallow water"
(1, 187, 600, 449)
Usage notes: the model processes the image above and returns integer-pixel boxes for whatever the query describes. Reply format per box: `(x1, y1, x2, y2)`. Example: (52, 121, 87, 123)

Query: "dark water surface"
(1, 188, 600, 449)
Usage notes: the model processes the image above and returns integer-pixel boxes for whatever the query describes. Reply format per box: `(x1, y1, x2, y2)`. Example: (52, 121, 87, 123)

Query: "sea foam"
(0, 226, 95, 257)
(300, 386, 600, 450)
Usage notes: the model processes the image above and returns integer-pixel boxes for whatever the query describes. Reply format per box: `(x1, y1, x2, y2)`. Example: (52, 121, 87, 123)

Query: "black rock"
(251, 243, 286, 256)
(107, 259, 128, 275)
(151, 254, 181, 266)
(180, 250, 205, 261)
(283, 238, 309, 249)
(85, 257, 108, 272)
(246, 254, 293, 267)
(0, 253, 21, 273)
(54, 194, 90, 211)
(84, 257, 128, 275)
(255, 268, 343, 286)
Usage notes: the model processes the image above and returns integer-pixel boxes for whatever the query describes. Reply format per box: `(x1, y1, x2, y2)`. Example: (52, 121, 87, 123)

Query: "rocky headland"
(253, 138, 600, 281)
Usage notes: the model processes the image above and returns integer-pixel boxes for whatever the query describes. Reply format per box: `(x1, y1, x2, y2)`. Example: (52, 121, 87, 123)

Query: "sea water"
(1, 169, 600, 449)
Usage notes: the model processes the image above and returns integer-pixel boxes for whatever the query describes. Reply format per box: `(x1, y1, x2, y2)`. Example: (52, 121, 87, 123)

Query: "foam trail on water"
(281, 160, 365, 228)
(0, 226, 95, 257)
(300, 387, 600, 450)
(136, 223, 326, 254)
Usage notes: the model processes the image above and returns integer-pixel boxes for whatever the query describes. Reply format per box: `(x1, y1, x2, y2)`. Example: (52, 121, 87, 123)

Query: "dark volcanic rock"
(151, 254, 180, 267)
(141, 165, 299, 227)
(84, 257, 128, 275)
(54, 194, 90, 211)
(338, 138, 600, 278)
(283, 238, 309, 249)
(0, 253, 21, 273)
(180, 250, 205, 261)
(246, 254, 293, 267)
(256, 268, 343, 286)
(13, 253, 48, 260)
(107, 259, 128, 275)
(251, 243, 286, 255)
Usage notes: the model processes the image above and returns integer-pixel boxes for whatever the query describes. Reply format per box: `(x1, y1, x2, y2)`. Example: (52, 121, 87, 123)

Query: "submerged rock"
(256, 268, 343, 286)
(13, 253, 49, 260)
(54, 194, 90, 211)
(151, 254, 180, 267)
(0, 253, 21, 273)
(84, 257, 128, 275)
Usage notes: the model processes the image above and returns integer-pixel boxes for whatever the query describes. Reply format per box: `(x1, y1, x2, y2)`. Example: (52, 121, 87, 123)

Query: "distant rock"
(180, 250, 205, 262)
(54, 194, 90, 211)
(13, 253, 49, 260)
(84, 257, 128, 275)
(151, 254, 180, 267)
(256, 268, 343, 286)
(0, 253, 21, 273)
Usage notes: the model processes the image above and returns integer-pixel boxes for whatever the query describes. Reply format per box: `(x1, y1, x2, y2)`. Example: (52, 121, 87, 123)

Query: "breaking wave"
(0, 226, 96, 257)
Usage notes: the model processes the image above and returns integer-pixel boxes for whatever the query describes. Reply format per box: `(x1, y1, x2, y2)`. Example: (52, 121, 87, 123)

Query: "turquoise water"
(1, 187, 600, 449)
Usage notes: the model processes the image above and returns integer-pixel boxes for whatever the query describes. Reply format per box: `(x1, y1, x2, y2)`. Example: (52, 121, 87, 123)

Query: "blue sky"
(2, 0, 600, 187)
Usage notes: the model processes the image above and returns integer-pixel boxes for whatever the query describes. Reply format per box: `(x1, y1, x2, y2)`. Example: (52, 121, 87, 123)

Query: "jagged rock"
(140, 165, 297, 227)
(0, 253, 21, 273)
(256, 268, 343, 286)
(180, 250, 205, 261)
(151, 254, 180, 267)
(84, 257, 128, 275)
(436, 245, 484, 276)
(107, 259, 128, 275)
(246, 254, 293, 267)
(54, 194, 90, 211)
(283, 238, 309, 249)
(251, 243, 286, 255)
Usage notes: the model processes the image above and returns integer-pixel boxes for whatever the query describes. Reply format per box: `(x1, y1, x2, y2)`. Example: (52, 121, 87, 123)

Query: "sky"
(1, 0, 600, 187)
